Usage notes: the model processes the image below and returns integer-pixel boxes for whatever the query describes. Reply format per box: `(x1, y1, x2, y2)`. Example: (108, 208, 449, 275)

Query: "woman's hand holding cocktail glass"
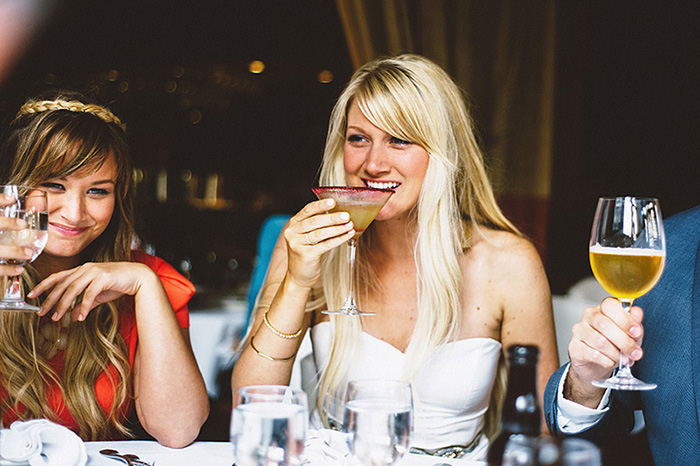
(312, 187, 394, 316)
(281, 186, 393, 316)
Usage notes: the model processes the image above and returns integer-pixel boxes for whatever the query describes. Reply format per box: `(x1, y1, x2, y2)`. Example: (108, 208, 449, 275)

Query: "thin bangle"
(249, 335, 296, 362)
(263, 308, 303, 339)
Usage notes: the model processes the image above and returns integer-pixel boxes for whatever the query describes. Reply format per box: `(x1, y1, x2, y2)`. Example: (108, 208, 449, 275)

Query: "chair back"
(244, 214, 291, 333)
(244, 214, 318, 409)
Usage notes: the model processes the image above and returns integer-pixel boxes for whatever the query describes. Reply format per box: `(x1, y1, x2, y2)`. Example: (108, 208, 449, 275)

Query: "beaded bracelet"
(263, 308, 303, 339)
(249, 335, 296, 362)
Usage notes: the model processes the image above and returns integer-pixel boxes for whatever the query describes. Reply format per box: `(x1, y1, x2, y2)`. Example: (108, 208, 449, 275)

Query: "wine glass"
(589, 196, 665, 390)
(311, 186, 394, 316)
(230, 385, 308, 466)
(0, 185, 48, 312)
(342, 379, 413, 466)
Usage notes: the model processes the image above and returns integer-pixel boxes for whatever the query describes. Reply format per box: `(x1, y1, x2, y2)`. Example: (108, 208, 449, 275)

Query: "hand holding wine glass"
(588, 196, 665, 390)
(0, 185, 48, 312)
(343, 379, 413, 466)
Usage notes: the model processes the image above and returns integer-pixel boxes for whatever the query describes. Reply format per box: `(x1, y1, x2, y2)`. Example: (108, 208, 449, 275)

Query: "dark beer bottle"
(486, 344, 542, 465)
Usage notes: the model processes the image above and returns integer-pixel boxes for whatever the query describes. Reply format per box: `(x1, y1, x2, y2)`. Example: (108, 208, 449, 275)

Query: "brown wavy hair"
(0, 90, 134, 440)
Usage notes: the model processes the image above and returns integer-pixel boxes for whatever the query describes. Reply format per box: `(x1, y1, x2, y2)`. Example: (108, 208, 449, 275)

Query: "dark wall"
(2, 1, 699, 297)
(0, 0, 354, 297)
(548, 1, 700, 294)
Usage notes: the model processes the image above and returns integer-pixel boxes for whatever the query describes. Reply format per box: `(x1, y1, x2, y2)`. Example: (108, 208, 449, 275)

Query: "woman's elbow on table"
(149, 418, 207, 449)
(140, 400, 210, 449)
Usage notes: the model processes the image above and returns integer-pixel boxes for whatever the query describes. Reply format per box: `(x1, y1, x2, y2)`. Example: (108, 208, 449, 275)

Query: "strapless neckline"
(313, 321, 500, 355)
(309, 321, 502, 458)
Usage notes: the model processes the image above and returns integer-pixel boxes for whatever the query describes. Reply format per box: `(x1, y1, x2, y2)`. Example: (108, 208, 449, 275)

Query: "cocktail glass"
(312, 186, 394, 316)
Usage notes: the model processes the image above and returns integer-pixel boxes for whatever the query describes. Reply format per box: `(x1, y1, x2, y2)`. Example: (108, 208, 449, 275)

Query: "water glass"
(230, 385, 308, 466)
(560, 438, 601, 466)
(502, 436, 600, 466)
(343, 379, 413, 466)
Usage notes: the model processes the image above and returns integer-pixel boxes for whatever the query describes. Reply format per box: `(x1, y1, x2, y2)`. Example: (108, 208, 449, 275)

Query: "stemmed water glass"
(0, 185, 48, 312)
(589, 196, 665, 390)
(311, 186, 394, 316)
(342, 379, 413, 466)
(230, 385, 308, 466)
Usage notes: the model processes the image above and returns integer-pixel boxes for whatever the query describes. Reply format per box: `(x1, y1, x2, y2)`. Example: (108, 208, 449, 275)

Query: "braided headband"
(15, 99, 126, 132)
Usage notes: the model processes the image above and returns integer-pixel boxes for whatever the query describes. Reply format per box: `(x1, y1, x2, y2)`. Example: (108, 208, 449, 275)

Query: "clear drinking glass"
(501, 436, 601, 466)
(230, 385, 308, 466)
(0, 185, 48, 312)
(342, 379, 413, 466)
(589, 196, 665, 390)
(311, 186, 394, 316)
(560, 438, 602, 466)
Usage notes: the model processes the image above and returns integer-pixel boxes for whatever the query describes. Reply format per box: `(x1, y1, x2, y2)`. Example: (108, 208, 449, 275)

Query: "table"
(86, 441, 232, 465)
(85, 441, 486, 465)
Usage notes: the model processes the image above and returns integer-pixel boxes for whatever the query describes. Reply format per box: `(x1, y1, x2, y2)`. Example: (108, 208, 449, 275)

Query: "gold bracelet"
(249, 335, 296, 362)
(263, 308, 303, 339)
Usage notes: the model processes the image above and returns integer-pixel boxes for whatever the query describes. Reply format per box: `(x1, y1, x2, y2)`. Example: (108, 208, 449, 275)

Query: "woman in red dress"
(0, 90, 208, 447)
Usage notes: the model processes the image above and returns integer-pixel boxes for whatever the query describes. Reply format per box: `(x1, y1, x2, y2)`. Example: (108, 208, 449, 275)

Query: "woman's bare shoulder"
(465, 228, 539, 265)
(462, 228, 547, 299)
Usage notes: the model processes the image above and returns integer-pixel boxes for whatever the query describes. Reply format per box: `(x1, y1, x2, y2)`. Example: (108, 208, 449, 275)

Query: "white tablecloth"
(85, 441, 485, 465)
(189, 299, 247, 397)
(86, 441, 232, 465)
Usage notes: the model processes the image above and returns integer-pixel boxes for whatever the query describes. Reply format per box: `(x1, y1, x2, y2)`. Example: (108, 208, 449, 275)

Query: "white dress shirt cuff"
(556, 364, 611, 433)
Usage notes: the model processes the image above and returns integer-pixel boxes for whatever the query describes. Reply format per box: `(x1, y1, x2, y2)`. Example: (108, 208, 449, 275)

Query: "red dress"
(1, 251, 196, 434)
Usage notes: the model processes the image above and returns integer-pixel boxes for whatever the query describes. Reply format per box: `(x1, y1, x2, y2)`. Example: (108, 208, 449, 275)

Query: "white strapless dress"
(310, 322, 502, 461)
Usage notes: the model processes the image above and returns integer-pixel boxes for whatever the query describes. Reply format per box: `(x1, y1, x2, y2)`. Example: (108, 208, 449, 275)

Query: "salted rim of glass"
(312, 186, 395, 196)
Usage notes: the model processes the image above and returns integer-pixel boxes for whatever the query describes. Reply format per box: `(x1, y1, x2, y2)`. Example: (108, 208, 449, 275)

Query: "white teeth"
(366, 181, 400, 190)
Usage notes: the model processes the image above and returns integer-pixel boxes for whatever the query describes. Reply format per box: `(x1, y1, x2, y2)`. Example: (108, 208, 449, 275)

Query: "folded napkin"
(302, 429, 351, 465)
(0, 419, 87, 466)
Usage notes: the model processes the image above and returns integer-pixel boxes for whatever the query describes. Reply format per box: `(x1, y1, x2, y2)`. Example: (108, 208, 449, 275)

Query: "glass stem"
(617, 299, 634, 378)
(3, 276, 24, 302)
(343, 239, 357, 308)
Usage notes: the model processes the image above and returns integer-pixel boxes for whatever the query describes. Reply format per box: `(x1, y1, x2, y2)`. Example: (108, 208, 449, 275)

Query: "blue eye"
(390, 137, 412, 145)
(88, 188, 110, 195)
(40, 182, 64, 191)
(347, 134, 365, 143)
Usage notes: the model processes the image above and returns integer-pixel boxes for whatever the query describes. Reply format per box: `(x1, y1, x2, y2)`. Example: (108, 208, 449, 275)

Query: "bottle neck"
(500, 363, 541, 436)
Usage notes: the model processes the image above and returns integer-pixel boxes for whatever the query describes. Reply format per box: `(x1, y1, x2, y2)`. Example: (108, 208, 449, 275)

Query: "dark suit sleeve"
(544, 364, 637, 445)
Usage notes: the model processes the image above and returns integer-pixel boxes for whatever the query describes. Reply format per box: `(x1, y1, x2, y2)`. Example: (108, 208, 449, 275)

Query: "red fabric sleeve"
(131, 250, 195, 328)
(121, 251, 196, 365)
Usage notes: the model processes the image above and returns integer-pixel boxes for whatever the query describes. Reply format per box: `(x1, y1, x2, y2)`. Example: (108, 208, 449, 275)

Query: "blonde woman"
(231, 54, 558, 460)
(0, 90, 208, 447)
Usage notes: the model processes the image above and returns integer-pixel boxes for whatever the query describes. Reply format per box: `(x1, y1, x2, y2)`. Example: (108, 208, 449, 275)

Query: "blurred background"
(1, 0, 699, 299)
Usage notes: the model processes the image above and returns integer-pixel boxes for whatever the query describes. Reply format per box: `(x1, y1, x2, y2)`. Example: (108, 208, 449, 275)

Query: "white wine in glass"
(312, 186, 394, 316)
(589, 196, 665, 390)
(0, 185, 48, 312)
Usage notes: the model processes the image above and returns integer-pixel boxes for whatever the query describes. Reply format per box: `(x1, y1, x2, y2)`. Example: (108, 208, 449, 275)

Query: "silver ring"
(306, 232, 317, 245)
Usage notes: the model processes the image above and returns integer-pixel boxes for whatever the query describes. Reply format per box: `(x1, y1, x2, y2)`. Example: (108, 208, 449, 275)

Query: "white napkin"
(302, 429, 351, 465)
(0, 419, 87, 466)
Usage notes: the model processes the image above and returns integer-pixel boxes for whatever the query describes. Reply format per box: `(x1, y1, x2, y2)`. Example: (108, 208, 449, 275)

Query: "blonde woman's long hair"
(313, 55, 519, 438)
(0, 90, 135, 440)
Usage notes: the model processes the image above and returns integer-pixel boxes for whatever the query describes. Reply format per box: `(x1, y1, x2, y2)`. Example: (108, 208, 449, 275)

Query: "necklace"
(38, 313, 72, 359)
